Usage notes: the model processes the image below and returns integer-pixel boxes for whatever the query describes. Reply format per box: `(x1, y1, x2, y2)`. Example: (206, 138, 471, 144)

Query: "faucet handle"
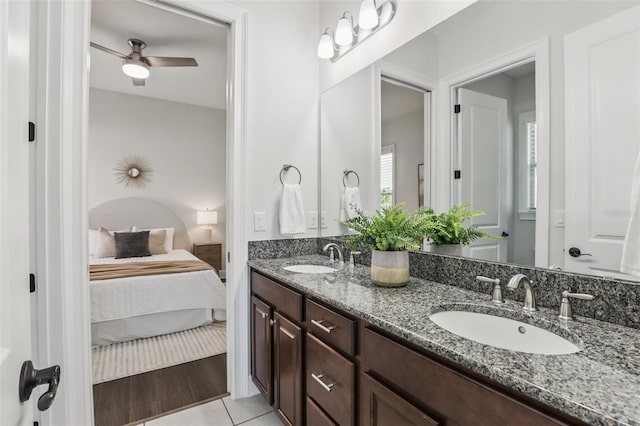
(328, 247, 335, 264)
(349, 251, 361, 264)
(559, 290, 594, 320)
(476, 276, 503, 304)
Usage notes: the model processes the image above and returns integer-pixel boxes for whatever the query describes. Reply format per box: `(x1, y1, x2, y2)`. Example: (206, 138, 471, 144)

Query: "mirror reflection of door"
(456, 62, 536, 265)
(380, 78, 430, 212)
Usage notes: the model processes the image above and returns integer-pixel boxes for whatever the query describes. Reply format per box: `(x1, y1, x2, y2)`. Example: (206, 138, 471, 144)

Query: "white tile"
(146, 399, 233, 426)
(222, 394, 273, 425)
(237, 412, 281, 426)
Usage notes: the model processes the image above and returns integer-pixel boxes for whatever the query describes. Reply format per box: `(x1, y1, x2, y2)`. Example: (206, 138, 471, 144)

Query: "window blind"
(526, 121, 537, 211)
(380, 147, 394, 208)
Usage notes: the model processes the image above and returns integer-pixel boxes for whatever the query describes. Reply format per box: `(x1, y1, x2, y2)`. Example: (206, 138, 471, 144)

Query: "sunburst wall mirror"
(114, 155, 153, 189)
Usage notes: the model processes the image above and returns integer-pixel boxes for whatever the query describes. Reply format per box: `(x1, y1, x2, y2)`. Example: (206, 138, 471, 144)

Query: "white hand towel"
(279, 183, 306, 235)
(340, 186, 362, 221)
(621, 152, 640, 276)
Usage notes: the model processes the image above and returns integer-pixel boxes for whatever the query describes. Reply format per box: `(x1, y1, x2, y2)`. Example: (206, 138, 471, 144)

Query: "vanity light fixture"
(317, 28, 337, 59)
(318, 0, 396, 62)
(121, 58, 150, 79)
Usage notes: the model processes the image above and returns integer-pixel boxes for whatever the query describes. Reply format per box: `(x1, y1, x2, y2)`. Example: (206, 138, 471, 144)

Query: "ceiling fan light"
(122, 59, 150, 79)
(359, 0, 378, 30)
(335, 14, 354, 46)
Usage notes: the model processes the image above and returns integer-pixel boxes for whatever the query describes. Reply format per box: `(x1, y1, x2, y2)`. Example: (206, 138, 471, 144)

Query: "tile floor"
(143, 394, 277, 426)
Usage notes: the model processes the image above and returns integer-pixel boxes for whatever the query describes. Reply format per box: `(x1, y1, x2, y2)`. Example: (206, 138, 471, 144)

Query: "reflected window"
(380, 145, 394, 208)
(518, 111, 537, 219)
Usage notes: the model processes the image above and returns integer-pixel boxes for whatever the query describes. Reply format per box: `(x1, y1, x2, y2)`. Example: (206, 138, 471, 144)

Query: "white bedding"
(90, 249, 225, 323)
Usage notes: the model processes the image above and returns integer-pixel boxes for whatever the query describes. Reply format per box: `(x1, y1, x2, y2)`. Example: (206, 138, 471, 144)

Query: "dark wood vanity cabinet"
(251, 272, 304, 426)
(250, 269, 585, 426)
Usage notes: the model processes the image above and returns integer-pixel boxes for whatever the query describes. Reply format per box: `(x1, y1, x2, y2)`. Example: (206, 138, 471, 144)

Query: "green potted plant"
(341, 204, 442, 287)
(424, 204, 499, 256)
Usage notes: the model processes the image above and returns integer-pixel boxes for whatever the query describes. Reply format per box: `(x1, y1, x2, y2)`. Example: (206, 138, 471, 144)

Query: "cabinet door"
(362, 373, 440, 426)
(274, 312, 303, 426)
(251, 296, 273, 403)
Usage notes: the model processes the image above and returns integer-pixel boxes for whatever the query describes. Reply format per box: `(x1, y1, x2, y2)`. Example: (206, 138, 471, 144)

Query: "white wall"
(321, 66, 377, 237)
(234, 1, 320, 241)
(382, 109, 424, 212)
(434, 0, 638, 266)
(88, 88, 226, 255)
(319, 0, 476, 91)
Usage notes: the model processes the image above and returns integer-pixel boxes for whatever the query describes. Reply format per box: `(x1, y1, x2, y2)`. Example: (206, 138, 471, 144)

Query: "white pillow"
(94, 227, 116, 258)
(131, 226, 175, 252)
(148, 229, 168, 255)
(89, 228, 130, 256)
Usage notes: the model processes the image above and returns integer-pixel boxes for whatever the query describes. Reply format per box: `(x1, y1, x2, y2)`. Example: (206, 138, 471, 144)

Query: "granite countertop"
(248, 255, 640, 426)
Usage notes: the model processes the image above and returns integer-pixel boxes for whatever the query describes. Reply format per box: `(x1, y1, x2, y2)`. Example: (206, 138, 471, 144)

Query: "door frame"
(34, 1, 248, 424)
(437, 38, 550, 268)
(375, 60, 438, 210)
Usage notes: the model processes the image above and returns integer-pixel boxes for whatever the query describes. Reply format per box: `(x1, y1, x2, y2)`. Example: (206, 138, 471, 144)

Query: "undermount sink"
(283, 264, 338, 274)
(429, 311, 580, 355)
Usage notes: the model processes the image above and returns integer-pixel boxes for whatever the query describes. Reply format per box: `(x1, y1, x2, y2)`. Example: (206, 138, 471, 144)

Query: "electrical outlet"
(320, 211, 328, 229)
(254, 212, 266, 231)
(308, 211, 318, 229)
(555, 210, 565, 228)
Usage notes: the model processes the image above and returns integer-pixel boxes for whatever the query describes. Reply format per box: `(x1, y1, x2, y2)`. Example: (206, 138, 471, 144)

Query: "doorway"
(87, 1, 229, 424)
(455, 61, 536, 265)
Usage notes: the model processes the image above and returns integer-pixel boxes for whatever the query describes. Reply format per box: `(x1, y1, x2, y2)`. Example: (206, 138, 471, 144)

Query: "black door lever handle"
(568, 247, 592, 258)
(18, 360, 61, 411)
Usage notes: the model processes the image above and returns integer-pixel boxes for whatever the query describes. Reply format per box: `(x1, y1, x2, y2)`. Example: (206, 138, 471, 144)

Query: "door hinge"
(227, 252, 230, 263)
(34, 422, 39, 426)
(454, 104, 461, 114)
(29, 274, 36, 293)
(28, 122, 35, 142)
(454, 170, 461, 179)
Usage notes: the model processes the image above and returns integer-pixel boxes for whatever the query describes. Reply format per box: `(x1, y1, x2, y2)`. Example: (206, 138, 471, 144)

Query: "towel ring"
(280, 164, 302, 185)
(343, 169, 360, 188)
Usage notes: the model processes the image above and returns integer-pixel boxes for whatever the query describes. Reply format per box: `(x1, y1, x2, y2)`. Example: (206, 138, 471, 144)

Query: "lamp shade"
(122, 59, 150, 79)
(197, 210, 218, 225)
(317, 31, 335, 59)
(359, 0, 378, 30)
(335, 15, 354, 46)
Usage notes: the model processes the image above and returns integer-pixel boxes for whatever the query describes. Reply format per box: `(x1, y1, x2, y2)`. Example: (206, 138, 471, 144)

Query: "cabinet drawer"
(252, 271, 303, 323)
(306, 397, 336, 426)
(362, 327, 571, 426)
(306, 299, 356, 356)
(306, 334, 355, 426)
(196, 245, 221, 255)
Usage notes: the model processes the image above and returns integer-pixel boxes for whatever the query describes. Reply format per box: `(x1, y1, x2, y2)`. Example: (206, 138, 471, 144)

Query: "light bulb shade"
(122, 59, 150, 79)
(335, 16, 354, 46)
(359, 0, 378, 30)
(317, 32, 335, 59)
(378, 2, 394, 26)
(197, 210, 218, 225)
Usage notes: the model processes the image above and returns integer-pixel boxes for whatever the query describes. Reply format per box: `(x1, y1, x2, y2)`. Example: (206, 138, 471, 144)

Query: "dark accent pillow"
(114, 231, 151, 259)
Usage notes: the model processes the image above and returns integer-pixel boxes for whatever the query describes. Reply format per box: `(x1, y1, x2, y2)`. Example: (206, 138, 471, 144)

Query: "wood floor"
(93, 354, 227, 426)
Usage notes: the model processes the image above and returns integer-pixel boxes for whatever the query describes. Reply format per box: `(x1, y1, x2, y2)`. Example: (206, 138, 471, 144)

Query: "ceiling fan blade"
(132, 78, 146, 87)
(90, 42, 129, 60)
(144, 56, 198, 67)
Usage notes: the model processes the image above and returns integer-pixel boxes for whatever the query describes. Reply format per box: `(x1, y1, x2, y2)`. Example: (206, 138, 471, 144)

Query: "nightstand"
(193, 243, 222, 272)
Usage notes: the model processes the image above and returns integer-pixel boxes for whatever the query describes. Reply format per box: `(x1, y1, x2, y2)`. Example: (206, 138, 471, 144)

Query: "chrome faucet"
(507, 274, 537, 311)
(558, 291, 594, 320)
(322, 243, 344, 267)
(476, 276, 503, 304)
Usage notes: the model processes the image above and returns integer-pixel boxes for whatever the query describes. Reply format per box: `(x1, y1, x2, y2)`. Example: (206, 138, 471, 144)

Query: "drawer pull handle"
(311, 373, 334, 392)
(311, 319, 336, 334)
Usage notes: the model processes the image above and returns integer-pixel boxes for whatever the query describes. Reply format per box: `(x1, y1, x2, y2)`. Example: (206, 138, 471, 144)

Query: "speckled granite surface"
(248, 255, 640, 426)
(316, 236, 640, 330)
(248, 238, 318, 260)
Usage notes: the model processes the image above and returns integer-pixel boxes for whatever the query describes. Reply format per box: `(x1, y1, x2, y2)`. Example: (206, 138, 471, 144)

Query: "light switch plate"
(555, 210, 565, 228)
(320, 211, 328, 229)
(254, 212, 266, 231)
(308, 211, 318, 229)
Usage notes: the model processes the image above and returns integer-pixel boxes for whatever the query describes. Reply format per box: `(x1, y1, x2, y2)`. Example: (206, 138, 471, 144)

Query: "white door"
(0, 1, 34, 425)
(457, 88, 509, 262)
(564, 6, 640, 279)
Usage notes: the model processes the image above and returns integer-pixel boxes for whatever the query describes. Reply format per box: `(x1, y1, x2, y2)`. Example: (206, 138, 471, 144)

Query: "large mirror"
(320, 0, 640, 282)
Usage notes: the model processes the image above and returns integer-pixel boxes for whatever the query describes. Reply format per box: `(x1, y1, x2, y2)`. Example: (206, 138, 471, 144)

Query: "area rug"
(92, 322, 226, 384)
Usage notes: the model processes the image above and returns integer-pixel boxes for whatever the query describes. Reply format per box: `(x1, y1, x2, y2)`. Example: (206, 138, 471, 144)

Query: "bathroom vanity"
(248, 255, 640, 426)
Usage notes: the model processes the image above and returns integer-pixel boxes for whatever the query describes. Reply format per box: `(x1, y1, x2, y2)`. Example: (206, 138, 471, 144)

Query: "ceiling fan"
(89, 38, 198, 86)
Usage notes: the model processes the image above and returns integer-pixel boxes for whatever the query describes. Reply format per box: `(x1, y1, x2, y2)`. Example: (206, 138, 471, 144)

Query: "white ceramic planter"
(371, 250, 410, 287)
(429, 243, 463, 257)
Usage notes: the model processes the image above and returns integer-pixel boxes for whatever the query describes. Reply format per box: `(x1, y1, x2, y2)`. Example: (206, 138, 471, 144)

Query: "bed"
(88, 198, 226, 346)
